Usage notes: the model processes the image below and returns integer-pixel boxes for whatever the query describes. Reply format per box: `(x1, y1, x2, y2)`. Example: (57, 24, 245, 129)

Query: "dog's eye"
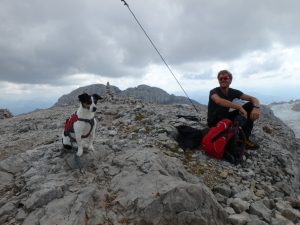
(83, 101, 92, 106)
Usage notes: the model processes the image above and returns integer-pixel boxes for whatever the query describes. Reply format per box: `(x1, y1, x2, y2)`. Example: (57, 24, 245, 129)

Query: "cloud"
(0, 0, 147, 84)
(181, 70, 213, 80)
(1, 0, 300, 86)
(1, 0, 300, 115)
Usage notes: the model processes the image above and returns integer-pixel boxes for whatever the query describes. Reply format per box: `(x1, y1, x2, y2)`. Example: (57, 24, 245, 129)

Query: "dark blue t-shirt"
(207, 87, 243, 127)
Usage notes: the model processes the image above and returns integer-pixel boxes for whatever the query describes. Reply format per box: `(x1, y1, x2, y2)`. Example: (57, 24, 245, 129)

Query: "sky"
(1, 0, 300, 115)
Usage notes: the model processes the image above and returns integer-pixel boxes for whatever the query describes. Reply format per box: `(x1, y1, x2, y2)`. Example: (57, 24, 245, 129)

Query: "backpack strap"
(211, 120, 233, 143)
(64, 113, 78, 137)
(64, 112, 95, 141)
(211, 129, 229, 143)
(233, 118, 246, 143)
(224, 119, 247, 164)
(77, 117, 95, 138)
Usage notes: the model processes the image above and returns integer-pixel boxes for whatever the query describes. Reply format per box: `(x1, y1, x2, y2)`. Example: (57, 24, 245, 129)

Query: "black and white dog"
(62, 93, 102, 156)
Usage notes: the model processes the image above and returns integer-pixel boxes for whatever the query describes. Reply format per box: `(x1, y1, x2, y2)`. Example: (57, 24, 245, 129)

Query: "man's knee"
(242, 102, 254, 113)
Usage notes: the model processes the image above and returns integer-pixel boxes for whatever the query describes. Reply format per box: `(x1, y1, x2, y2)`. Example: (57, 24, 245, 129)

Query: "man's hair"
(217, 70, 232, 79)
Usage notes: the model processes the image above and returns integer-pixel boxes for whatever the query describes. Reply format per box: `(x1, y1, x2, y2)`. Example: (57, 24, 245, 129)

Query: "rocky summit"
(0, 95, 300, 225)
(54, 83, 201, 107)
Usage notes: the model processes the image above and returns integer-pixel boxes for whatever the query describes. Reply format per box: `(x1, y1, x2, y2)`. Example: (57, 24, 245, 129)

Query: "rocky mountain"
(54, 84, 122, 106)
(120, 84, 199, 105)
(269, 100, 300, 138)
(1, 95, 300, 225)
(54, 83, 201, 107)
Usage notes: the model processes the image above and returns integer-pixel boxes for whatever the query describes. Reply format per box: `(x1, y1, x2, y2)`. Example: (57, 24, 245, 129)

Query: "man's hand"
(238, 107, 248, 119)
(250, 108, 260, 121)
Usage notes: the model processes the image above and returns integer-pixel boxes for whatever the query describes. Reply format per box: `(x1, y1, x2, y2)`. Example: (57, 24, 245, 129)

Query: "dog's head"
(78, 93, 103, 112)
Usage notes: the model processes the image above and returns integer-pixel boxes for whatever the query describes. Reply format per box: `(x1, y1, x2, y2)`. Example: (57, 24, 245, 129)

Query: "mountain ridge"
(54, 83, 202, 107)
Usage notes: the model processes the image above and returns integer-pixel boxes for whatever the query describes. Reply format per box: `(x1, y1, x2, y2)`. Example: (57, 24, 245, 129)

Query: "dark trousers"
(209, 102, 254, 139)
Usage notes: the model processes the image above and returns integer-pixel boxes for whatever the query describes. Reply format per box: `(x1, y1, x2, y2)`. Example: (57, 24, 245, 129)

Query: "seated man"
(207, 70, 260, 149)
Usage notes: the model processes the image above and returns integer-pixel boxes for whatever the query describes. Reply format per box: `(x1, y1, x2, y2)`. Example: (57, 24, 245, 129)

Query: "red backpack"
(64, 114, 78, 135)
(201, 119, 236, 159)
(64, 113, 95, 140)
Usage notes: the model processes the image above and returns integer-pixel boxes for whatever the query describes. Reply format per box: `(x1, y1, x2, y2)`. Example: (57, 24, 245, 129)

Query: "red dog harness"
(64, 113, 95, 142)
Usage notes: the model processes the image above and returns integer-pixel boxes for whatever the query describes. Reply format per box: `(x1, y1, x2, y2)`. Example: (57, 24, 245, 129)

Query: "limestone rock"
(249, 201, 272, 222)
(0, 94, 299, 225)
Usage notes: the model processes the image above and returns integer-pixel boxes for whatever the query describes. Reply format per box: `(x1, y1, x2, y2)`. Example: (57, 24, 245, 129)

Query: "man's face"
(218, 74, 232, 88)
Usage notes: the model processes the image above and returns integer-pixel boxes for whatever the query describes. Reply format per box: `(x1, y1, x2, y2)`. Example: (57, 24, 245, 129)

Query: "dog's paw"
(76, 148, 83, 157)
(88, 145, 95, 152)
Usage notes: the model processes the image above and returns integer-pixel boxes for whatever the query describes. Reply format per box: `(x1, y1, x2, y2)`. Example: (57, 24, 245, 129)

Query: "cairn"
(0, 109, 13, 119)
(105, 82, 114, 101)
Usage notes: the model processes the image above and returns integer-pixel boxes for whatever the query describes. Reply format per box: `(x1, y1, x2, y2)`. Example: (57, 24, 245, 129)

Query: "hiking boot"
(245, 139, 259, 150)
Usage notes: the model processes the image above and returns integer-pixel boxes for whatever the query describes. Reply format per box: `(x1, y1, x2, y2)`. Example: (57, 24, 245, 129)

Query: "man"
(207, 70, 260, 149)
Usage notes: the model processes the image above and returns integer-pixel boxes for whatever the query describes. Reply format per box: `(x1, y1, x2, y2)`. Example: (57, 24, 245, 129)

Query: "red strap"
(64, 114, 94, 139)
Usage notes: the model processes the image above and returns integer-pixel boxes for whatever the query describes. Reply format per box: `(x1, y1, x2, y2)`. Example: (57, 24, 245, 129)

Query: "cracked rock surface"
(0, 96, 299, 225)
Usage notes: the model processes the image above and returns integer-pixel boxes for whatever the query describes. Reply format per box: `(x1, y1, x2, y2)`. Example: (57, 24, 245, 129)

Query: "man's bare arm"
(211, 94, 248, 118)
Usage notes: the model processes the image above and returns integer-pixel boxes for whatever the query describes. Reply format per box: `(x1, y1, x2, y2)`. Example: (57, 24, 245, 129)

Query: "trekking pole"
(120, 0, 201, 117)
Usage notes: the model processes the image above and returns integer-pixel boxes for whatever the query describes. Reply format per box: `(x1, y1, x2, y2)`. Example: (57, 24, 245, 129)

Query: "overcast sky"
(1, 0, 300, 114)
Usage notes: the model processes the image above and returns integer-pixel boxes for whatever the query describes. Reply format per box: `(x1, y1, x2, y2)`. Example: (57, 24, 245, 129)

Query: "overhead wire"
(120, 0, 201, 115)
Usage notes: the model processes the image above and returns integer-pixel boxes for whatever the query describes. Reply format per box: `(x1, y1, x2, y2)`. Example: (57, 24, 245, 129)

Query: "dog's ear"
(92, 94, 103, 103)
(78, 93, 90, 103)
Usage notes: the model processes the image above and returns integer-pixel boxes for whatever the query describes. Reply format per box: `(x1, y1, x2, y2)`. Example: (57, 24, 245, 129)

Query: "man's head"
(217, 70, 232, 88)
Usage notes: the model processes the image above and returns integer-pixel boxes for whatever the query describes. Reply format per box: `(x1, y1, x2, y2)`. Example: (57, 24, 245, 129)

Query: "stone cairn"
(0, 109, 13, 119)
(105, 82, 114, 101)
